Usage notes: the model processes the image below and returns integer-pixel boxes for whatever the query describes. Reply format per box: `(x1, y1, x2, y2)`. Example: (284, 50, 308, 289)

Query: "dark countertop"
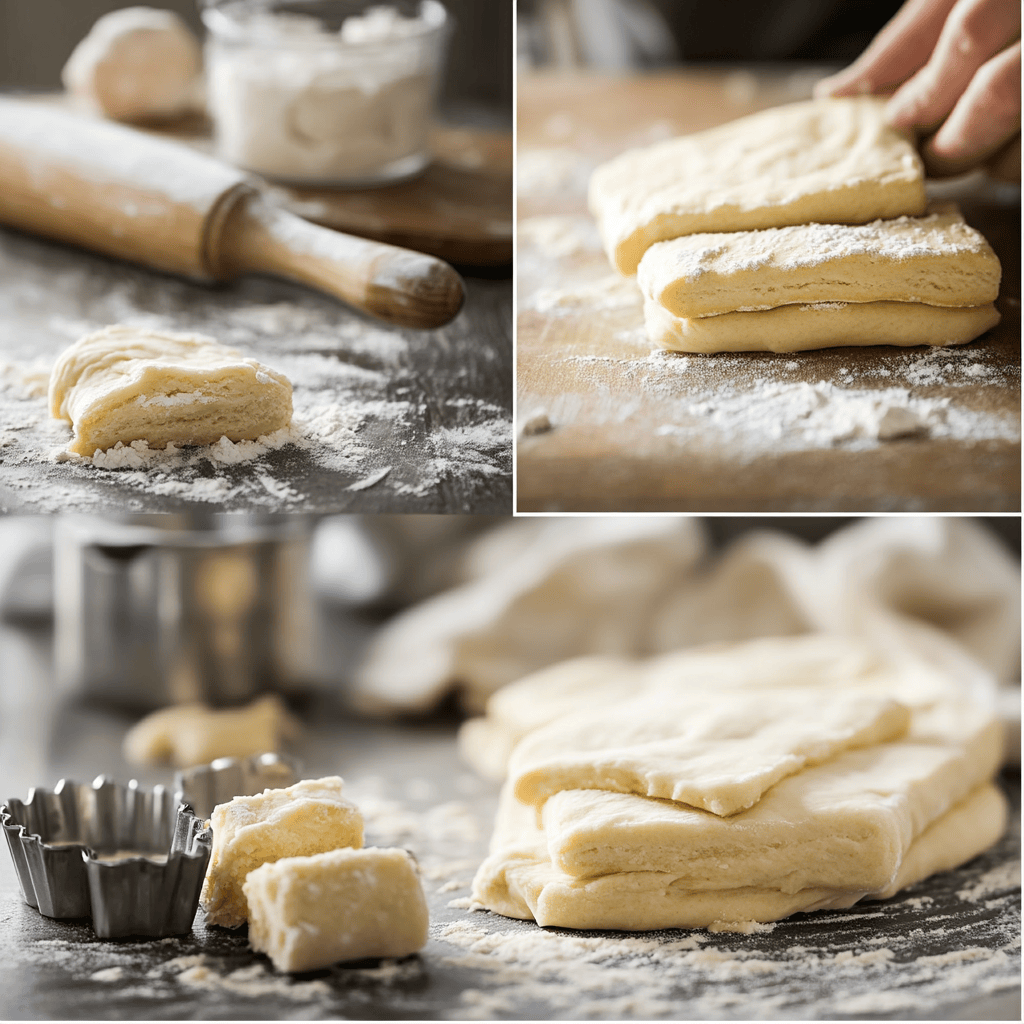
(1, 617, 1019, 1021)
(0, 224, 512, 515)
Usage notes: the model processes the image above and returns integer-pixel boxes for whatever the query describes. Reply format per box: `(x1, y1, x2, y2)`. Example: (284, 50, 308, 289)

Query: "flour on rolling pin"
(204, 1, 449, 184)
(0, 96, 241, 214)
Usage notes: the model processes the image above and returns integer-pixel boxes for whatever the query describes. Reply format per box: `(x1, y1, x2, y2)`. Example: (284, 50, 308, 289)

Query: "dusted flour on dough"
(49, 325, 293, 457)
(200, 777, 363, 928)
(638, 206, 1002, 318)
(244, 847, 429, 972)
(589, 97, 926, 275)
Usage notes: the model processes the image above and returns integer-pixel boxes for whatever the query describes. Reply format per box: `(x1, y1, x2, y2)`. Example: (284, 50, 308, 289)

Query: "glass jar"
(201, 0, 449, 186)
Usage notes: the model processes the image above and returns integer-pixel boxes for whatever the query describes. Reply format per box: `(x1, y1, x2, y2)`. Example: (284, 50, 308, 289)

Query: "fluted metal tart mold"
(174, 752, 300, 819)
(1, 775, 211, 938)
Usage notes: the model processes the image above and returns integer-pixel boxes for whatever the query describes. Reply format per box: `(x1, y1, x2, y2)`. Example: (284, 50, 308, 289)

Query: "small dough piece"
(244, 847, 429, 972)
(645, 297, 1001, 354)
(638, 206, 1002, 319)
(49, 325, 293, 456)
(122, 695, 299, 769)
(510, 689, 911, 816)
(62, 7, 201, 123)
(589, 97, 926, 275)
(200, 777, 363, 928)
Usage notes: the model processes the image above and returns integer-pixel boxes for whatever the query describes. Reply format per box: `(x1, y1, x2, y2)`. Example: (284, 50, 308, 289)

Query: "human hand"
(814, 0, 1020, 179)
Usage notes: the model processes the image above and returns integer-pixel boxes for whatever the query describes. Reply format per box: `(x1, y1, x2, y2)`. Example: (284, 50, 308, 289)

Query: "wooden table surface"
(515, 71, 1021, 512)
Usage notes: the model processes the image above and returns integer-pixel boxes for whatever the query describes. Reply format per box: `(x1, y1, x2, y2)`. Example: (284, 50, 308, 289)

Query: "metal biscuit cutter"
(1, 776, 211, 938)
(175, 752, 301, 819)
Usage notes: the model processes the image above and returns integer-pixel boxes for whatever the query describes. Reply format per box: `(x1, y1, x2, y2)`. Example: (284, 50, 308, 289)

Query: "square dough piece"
(200, 776, 363, 928)
(49, 325, 292, 456)
(637, 206, 1002, 319)
(644, 297, 1001, 354)
(589, 97, 926, 275)
(244, 847, 429, 972)
(509, 689, 910, 816)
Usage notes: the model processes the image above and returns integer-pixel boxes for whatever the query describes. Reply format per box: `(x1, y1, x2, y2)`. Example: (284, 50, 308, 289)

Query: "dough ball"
(62, 6, 201, 122)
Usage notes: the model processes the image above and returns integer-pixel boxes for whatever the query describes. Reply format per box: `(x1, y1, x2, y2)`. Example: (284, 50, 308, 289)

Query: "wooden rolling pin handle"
(217, 195, 465, 330)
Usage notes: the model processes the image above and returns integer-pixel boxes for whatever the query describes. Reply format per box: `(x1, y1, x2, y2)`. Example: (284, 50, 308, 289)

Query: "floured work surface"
(516, 71, 1020, 512)
(0, 223, 510, 514)
(0, 672, 1018, 1021)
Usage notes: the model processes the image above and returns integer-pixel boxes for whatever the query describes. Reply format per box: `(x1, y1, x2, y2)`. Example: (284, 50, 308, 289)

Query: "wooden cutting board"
(33, 95, 511, 267)
(516, 71, 1020, 512)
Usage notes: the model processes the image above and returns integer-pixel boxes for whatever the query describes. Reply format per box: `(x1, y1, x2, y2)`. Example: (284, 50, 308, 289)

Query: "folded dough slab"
(49, 325, 293, 456)
(589, 97, 926, 275)
(470, 636, 1007, 931)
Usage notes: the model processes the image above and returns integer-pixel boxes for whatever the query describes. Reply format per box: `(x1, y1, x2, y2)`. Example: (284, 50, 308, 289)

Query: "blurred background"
(517, 0, 903, 71)
(0, 0, 512, 124)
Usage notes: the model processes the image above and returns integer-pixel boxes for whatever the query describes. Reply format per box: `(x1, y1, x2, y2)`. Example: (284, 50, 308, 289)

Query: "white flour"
(545, 348, 1019, 455)
(206, 3, 444, 182)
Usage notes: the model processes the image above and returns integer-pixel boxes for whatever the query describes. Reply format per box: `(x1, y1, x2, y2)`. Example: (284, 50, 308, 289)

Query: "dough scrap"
(49, 325, 293, 456)
(200, 776, 363, 929)
(244, 847, 429, 972)
(637, 206, 1001, 319)
(589, 97, 926, 275)
(62, 6, 201, 123)
(509, 689, 911, 816)
(122, 694, 300, 769)
(644, 297, 1001, 354)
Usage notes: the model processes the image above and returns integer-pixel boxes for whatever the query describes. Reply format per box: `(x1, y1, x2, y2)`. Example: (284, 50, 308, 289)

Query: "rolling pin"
(0, 97, 464, 330)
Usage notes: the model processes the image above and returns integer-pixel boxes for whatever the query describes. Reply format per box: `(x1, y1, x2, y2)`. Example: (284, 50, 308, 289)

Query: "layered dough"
(637, 207, 1001, 319)
(470, 636, 1007, 931)
(645, 298, 1001, 354)
(49, 325, 293, 456)
(637, 206, 1002, 353)
(589, 97, 926, 275)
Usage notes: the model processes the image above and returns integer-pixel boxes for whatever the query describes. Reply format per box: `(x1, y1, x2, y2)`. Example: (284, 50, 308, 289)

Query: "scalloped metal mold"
(1, 775, 211, 938)
(175, 751, 301, 819)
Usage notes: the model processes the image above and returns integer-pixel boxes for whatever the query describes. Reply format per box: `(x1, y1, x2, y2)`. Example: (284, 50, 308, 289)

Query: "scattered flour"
(530, 274, 642, 315)
(518, 216, 602, 258)
(546, 349, 1018, 457)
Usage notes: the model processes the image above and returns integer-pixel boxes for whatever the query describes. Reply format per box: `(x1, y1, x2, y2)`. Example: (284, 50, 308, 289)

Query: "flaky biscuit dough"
(509, 689, 910, 816)
(49, 325, 292, 456)
(470, 637, 1007, 931)
(589, 97, 926, 275)
(638, 206, 1002, 319)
